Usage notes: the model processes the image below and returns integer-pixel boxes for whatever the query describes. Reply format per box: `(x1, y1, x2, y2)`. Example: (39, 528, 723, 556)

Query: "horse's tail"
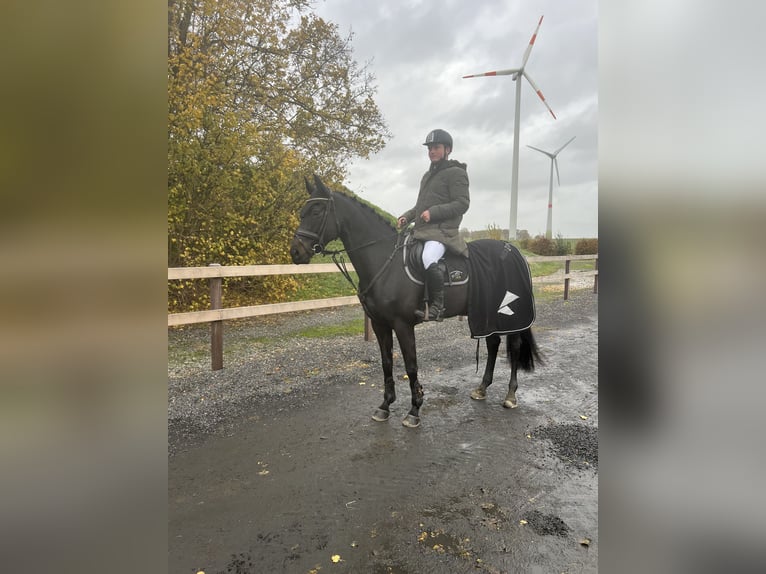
(507, 328, 543, 371)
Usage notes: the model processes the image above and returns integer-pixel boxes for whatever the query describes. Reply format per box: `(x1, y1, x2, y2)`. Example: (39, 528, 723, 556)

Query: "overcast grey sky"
(313, 0, 598, 238)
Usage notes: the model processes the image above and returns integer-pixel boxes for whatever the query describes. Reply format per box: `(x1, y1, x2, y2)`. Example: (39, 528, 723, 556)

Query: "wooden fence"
(168, 255, 597, 370)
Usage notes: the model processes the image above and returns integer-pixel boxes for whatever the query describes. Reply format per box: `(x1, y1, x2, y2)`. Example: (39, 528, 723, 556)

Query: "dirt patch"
(522, 510, 571, 537)
(534, 423, 599, 470)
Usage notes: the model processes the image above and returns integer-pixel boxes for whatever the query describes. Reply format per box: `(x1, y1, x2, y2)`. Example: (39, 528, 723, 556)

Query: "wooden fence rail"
(168, 255, 597, 370)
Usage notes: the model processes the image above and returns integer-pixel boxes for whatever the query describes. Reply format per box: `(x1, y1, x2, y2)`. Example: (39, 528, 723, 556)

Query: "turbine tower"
(527, 136, 576, 239)
(463, 15, 556, 240)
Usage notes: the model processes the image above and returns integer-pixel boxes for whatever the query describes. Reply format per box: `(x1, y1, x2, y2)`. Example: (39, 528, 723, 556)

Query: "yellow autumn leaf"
(580, 415, 588, 420)
(331, 554, 342, 563)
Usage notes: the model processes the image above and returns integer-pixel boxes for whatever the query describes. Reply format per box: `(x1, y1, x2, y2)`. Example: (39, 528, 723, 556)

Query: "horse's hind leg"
(471, 334, 501, 400)
(371, 321, 396, 422)
(503, 333, 521, 409)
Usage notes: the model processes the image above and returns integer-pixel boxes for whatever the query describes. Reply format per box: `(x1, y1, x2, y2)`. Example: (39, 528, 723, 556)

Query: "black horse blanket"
(466, 240, 535, 338)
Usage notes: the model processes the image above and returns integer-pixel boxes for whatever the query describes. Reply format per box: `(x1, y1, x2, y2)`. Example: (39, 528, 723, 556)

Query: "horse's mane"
(333, 189, 397, 233)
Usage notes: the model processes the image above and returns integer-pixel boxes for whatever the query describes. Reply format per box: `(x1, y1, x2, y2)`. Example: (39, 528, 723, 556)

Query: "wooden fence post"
(593, 257, 598, 294)
(364, 313, 372, 342)
(209, 263, 223, 371)
(563, 258, 571, 301)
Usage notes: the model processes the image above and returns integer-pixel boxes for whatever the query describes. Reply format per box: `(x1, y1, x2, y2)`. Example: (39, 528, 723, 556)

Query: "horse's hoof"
(503, 397, 518, 409)
(402, 414, 421, 428)
(470, 388, 487, 400)
(371, 408, 390, 422)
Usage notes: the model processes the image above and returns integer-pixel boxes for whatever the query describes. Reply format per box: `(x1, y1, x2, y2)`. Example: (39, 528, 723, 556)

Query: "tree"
(167, 0, 390, 310)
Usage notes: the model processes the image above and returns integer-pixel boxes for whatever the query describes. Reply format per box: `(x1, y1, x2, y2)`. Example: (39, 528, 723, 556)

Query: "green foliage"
(554, 233, 572, 256)
(524, 234, 573, 256)
(527, 235, 557, 256)
(167, 0, 390, 312)
(575, 238, 599, 254)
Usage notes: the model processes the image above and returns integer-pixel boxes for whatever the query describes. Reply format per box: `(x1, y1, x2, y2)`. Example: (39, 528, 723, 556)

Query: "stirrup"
(428, 306, 444, 322)
(414, 303, 443, 322)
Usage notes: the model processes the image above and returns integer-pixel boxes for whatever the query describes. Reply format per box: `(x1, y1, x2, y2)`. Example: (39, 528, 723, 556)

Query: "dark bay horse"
(290, 175, 541, 428)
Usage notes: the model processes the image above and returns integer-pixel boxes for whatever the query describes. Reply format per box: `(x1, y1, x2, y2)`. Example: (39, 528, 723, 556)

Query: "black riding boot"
(415, 263, 445, 322)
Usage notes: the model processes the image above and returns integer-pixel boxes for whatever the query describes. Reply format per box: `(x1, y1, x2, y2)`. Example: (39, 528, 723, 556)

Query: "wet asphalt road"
(169, 295, 597, 573)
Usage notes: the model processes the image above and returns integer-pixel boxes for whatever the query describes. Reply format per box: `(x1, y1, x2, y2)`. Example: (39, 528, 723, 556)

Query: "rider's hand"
(420, 210, 431, 223)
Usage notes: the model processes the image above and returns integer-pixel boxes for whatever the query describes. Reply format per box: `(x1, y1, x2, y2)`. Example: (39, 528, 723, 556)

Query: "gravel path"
(168, 282, 597, 456)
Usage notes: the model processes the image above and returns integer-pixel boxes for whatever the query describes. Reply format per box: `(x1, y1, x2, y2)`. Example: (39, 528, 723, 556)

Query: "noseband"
(294, 195, 335, 254)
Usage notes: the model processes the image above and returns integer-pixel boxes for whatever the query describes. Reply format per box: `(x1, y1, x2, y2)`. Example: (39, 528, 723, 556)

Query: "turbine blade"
(554, 135, 576, 155)
(463, 68, 519, 78)
(527, 144, 554, 158)
(554, 158, 561, 185)
(523, 71, 556, 119)
(521, 15, 544, 68)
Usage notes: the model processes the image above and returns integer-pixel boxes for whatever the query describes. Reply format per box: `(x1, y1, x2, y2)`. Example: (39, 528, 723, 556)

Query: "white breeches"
(422, 241, 446, 269)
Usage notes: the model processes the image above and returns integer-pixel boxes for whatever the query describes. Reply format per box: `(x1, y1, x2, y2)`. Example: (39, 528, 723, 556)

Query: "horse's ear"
(313, 174, 331, 198)
(304, 176, 316, 196)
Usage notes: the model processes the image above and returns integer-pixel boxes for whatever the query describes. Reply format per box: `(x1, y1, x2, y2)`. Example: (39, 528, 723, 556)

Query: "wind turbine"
(463, 15, 555, 240)
(527, 136, 576, 239)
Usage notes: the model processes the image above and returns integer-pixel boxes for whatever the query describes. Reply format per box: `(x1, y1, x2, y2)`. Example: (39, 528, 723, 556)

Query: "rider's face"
(426, 143, 447, 163)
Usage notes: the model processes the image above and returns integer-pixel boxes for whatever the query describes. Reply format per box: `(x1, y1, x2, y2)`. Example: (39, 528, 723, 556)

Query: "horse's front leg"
(394, 322, 422, 428)
(471, 334, 501, 400)
(371, 320, 396, 422)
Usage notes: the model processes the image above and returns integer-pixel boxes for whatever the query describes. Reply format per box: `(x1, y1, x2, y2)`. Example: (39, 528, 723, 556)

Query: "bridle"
(294, 196, 335, 255)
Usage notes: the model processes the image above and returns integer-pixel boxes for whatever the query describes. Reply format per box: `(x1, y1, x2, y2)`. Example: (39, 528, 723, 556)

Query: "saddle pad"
(466, 240, 536, 338)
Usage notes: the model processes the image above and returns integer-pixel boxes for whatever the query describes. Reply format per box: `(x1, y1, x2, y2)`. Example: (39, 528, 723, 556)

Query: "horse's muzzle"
(290, 236, 313, 264)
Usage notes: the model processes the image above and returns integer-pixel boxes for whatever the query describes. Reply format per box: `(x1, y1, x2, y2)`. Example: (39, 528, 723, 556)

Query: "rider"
(397, 129, 470, 321)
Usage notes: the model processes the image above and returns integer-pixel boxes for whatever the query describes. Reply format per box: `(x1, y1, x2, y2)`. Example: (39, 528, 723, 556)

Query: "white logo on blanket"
(497, 291, 520, 316)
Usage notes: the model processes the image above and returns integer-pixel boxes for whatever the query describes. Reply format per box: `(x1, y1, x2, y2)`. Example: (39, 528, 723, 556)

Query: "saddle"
(402, 233, 469, 287)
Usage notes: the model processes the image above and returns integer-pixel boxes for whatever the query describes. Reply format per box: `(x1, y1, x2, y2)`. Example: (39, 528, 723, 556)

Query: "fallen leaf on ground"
(331, 554, 342, 563)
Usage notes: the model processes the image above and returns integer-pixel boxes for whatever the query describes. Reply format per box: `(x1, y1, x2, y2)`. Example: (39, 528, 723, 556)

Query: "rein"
(357, 231, 406, 300)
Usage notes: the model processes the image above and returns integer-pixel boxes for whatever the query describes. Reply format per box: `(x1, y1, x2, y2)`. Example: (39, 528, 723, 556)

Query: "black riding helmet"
(422, 129, 453, 150)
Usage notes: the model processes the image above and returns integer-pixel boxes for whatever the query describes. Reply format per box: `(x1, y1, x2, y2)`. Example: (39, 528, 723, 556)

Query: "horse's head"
(290, 175, 339, 264)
